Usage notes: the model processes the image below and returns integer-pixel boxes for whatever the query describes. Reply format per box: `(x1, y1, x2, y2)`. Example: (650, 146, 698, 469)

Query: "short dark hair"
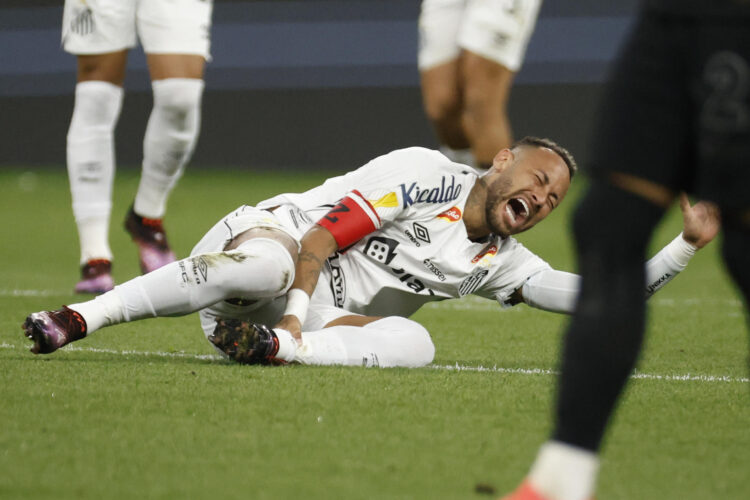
(511, 136, 578, 180)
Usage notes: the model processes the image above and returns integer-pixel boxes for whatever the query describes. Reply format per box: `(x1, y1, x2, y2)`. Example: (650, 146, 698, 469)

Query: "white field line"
(4, 288, 742, 309)
(2, 342, 747, 384)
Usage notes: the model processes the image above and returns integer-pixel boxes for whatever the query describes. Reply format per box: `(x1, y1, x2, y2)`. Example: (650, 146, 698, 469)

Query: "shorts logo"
(437, 206, 462, 222)
(193, 256, 209, 283)
(363, 236, 399, 265)
(459, 269, 489, 296)
(71, 7, 95, 36)
(326, 254, 346, 307)
(362, 353, 380, 367)
(493, 32, 509, 47)
(179, 256, 208, 286)
(471, 244, 498, 264)
(400, 176, 462, 208)
(412, 222, 431, 244)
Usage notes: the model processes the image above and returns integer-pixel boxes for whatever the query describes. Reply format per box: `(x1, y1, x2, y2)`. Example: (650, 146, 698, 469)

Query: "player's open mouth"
(505, 197, 529, 225)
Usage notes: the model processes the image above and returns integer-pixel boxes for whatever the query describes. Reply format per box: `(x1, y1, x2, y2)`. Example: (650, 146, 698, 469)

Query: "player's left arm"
(514, 194, 720, 314)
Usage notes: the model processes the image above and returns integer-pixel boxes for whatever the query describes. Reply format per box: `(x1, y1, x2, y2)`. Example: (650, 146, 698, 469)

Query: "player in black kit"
(502, 1, 750, 499)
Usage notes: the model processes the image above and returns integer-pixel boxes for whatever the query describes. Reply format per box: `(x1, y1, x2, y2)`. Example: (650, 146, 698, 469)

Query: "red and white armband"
(316, 190, 382, 249)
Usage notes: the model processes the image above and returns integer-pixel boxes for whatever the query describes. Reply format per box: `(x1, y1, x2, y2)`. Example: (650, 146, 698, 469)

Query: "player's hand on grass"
(275, 314, 302, 343)
(680, 192, 720, 249)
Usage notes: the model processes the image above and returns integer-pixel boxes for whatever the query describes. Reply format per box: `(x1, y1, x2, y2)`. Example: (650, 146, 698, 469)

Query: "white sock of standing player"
(68, 238, 293, 331)
(134, 78, 204, 219)
(67, 81, 123, 264)
(525, 441, 599, 500)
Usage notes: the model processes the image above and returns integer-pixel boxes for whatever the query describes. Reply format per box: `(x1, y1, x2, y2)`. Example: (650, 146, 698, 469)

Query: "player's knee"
(461, 60, 512, 121)
(152, 78, 204, 131)
(371, 316, 435, 367)
(69, 81, 123, 132)
(228, 238, 295, 297)
(423, 84, 462, 126)
(411, 326, 436, 367)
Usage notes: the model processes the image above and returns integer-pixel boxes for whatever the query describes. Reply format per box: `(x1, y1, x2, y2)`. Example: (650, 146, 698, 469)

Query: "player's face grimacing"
(484, 146, 571, 237)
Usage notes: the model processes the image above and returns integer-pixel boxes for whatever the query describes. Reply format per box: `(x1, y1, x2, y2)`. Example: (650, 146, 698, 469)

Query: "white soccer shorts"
(418, 0, 542, 71)
(62, 0, 213, 59)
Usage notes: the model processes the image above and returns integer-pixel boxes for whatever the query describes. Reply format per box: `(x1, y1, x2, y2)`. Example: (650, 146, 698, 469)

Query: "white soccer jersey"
(258, 147, 551, 318)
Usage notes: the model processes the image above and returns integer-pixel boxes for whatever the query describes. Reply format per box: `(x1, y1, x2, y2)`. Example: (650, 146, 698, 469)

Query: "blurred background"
(1, 0, 637, 171)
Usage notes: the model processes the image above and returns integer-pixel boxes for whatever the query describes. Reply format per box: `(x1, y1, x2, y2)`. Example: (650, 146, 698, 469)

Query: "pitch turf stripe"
(2, 342, 747, 384)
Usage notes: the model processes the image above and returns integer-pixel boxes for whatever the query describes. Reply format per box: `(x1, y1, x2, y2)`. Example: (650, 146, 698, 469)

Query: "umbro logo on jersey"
(437, 207, 462, 222)
(412, 223, 430, 244)
(400, 176, 462, 208)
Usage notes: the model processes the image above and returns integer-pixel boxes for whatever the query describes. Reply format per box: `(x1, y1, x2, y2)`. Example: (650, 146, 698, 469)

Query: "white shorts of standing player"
(418, 0, 542, 72)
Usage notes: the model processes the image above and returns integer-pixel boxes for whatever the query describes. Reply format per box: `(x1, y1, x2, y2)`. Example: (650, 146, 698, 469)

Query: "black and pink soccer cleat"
(22, 306, 88, 354)
(124, 207, 177, 274)
(74, 259, 114, 294)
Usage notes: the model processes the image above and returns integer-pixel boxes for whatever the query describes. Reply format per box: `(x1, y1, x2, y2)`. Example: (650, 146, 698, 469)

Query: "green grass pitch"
(0, 167, 747, 499)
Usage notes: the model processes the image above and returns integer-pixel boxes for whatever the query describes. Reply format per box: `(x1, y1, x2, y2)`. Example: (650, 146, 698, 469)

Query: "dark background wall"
(0, 0, 638, 171)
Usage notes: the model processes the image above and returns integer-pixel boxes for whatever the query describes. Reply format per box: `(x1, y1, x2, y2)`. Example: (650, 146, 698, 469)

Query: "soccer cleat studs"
(208, 319, 284, 365)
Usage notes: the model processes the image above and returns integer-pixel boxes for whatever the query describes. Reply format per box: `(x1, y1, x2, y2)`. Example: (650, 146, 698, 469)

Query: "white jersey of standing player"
(259, 147, 548, 318)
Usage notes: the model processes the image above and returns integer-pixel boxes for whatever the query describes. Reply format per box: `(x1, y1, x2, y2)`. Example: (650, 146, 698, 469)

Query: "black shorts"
(588, 8, 750, 211)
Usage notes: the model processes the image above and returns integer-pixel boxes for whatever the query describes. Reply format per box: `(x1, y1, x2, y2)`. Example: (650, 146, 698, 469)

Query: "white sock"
(272, 328, 299, 361)
(134, 78, 204, 219)
(527, 441, 600, 500)
(69, 238, 294, 334)
(67, 81, 123, 263)
(288, 316, 435, 367)
(439, 145, 477, 169)
(76, 217, 111, 265)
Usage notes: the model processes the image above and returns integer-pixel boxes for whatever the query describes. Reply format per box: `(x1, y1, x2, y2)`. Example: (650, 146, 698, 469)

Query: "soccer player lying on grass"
(23, 137, 718, 367)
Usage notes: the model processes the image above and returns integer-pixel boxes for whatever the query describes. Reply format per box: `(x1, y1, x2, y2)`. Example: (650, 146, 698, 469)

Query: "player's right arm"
(275, 189, 385, 338)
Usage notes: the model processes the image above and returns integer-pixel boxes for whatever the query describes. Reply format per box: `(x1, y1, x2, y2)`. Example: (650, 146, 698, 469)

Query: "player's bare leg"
(420, 59, 476, 166)
(125, 54, 206, 273)
(459, 51, 515, 169)
(68, 51, 128, 294)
